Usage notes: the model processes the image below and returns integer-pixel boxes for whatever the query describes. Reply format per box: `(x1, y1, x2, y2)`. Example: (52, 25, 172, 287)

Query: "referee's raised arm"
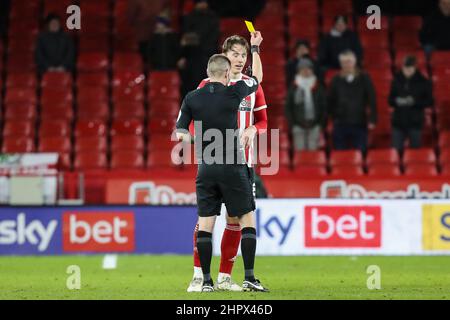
(250, 31, 263, 84)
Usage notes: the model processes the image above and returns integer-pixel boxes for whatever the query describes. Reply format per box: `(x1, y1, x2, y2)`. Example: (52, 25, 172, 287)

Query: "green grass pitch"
(0, 255, 449, 300)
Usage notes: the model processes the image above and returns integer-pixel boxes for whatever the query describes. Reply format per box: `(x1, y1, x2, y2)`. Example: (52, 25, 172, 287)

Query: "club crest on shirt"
(239, 98, 252, 112)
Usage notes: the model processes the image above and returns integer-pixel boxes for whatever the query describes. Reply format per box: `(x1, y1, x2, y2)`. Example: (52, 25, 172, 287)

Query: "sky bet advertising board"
(1, 200, 450, 255)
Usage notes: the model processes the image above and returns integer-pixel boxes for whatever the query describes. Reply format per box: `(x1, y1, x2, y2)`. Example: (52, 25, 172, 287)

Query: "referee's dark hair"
(207, 54, 231, 79)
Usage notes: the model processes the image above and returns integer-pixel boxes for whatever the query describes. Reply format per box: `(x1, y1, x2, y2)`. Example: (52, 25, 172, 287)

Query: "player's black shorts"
(196, 164, 255, 217)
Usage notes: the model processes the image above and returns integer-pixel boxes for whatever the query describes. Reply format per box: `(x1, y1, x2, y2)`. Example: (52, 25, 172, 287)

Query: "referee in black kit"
(176, 31, 268, 292)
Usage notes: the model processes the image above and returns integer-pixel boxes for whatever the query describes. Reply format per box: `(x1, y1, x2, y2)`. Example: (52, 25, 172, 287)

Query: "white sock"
(217, 272, 231, 282)
(193, 266, 203, 279)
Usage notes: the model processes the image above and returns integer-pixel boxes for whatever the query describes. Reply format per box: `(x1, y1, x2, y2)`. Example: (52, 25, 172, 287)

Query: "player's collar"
(230, 73, 243, 82)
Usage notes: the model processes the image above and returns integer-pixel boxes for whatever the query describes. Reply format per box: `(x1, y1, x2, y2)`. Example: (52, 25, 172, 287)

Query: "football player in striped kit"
(187, 35, 268, 292)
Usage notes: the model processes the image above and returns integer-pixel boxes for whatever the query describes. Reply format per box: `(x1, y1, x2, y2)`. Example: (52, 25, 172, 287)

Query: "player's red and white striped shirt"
(196, 74, 268, 167)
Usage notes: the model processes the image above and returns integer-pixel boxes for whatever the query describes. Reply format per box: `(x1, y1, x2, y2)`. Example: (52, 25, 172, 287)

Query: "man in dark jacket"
(318, 15, 363, 70)
(328, 50, 377, 153)
(147, 16, 180, 70)
(285, 58, 326, 151)
(389, 56, 433, 152)
(35, 14, 75, 75)
(285, 39, 323, 88)
(420, 0, 450, 52)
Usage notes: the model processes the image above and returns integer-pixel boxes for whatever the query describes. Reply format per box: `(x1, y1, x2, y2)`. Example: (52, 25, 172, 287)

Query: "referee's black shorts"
(196, 164, 255, 218)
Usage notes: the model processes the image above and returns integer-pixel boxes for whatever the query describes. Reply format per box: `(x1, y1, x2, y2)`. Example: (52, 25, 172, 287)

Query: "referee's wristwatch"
(251, 45, 260, 54)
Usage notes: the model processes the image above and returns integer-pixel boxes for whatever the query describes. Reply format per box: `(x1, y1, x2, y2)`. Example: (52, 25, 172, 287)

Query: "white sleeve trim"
(253, 105, 267, 112)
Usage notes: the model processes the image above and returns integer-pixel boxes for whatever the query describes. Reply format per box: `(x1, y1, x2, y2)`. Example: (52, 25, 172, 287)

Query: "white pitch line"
(102, 254, 118, 270)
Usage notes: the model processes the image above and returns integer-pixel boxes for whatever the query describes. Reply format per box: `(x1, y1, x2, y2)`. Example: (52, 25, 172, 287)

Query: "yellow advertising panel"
(423, 204, 450, 250)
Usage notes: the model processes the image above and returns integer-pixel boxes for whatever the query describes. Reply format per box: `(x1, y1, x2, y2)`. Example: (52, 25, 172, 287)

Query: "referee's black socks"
(241, 227, 257, 282)
(196, 231, 213, 283)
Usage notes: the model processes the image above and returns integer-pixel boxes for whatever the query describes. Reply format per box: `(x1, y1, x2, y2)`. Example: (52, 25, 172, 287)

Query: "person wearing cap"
(147, 16, 180, 70)
(318, 15, 363, 69)
(389, 55, 433, 153)
(286, 39, 323, 87)
(35, 13, 75, 75)
(285, 58, 327, 151)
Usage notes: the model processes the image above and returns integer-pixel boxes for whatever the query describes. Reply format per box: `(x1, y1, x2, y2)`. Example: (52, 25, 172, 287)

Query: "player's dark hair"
(222, 35, 250, 54)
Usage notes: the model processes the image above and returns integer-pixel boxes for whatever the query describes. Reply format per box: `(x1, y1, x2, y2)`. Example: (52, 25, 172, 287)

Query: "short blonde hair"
(207, 54, 231, 78)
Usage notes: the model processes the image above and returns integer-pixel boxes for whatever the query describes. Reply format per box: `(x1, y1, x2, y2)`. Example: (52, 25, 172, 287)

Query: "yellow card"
(244, 20, 255, 33)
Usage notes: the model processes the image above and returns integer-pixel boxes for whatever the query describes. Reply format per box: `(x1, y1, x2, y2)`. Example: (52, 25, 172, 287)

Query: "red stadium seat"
(75, 120, 107, 137)
(362, 50, 392, 69)
(110, 119, 144, 136)
(2, 137, 35, 153)
(220, 18, 247, 36)
(147, 150, 179, 168)
(440, 149, 450, 165)
(77, 86, 108, 103)
(288, 1, 319, 17)
(366, 149, 400, 165)
(77, 53, 109, 72)
(6, 53, 36, 72)
(113, 102, 145, 119)
(3, 120, 35, 137)
(403, 148, 437, 165)
(368, 164, 401, 177)
(113, 36, 140, 52)
(41, 103, 74, 121)
(430, 52, 450, 67)
(111, 151, 145, 170)
(79, 36, 110, 53)
(5, 103, 37, 121)
(75, 136, 107, 153)
(77, 101, 110, 120)
(77, 72, 109, 87)
(366, 69, 393, 82)
(148, 133, 178, 151)
(5, 88, 37, 104)
(148, 71, 181, 87)
(330, 150, 363, 166)
(6, 73, 37, 88)
(112, 71, 145, 88)
(41, 88, 73, 105)
(404, 164, 438, 177)
(112, 85, 145, 102)
(439, 132, 450, 149)
(293, 151, 327, 167)
(41, 72, 72, 88)
(39, 120, 71, 138)
(38, 136, 71, 153)
(392, 16, 422, 31)
(392, 31, 421, 50)
(79, 0, 111, 17)
(111, 135, 145, 152)
(360, 32, 389, 49)
(148, 117, 176, 133)
(330, 165, 364, 177)
(113, 53, 143, 71)
(441, 164, 450, 176)
(293, 165, 327, 177)
(74, 152, 108, 170)
(322, 0, 353, 16)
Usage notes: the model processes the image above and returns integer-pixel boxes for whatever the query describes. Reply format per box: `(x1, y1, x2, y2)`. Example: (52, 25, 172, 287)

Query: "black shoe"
(242, 279, 269, 292)
(202, 280, 214, 292)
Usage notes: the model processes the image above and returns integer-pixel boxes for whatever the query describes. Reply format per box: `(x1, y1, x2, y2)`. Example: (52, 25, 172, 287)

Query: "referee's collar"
(206, 81, 226, 88)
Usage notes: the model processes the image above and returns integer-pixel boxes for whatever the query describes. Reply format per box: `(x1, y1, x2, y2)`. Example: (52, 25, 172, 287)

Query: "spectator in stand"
(286, 39, 323, 87)
(285, 59, 327, 151)
(35, 13, 75, 75)
(420, 0, 450, 53)
(389, 55, 433, 153)
(147, 16, 180, 70)
(318, 15, 363, 70)
(128, 0, 170, 59)
(178, 32, 204, 97)
(180, 0, 220, 91)
(328, 50, 377, 153)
